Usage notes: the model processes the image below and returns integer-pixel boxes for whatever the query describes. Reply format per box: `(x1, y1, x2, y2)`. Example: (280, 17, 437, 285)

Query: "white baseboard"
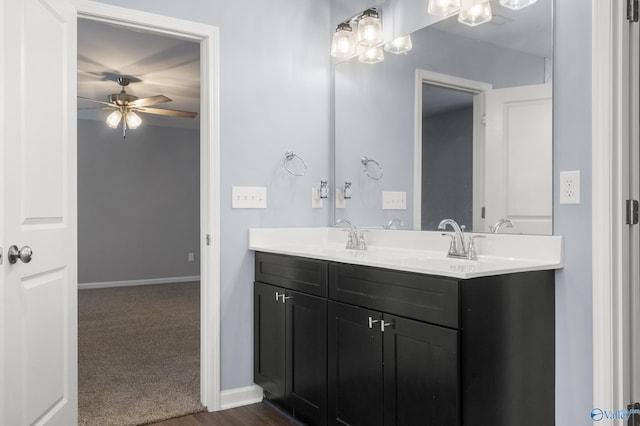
(78, 276, 200, 290)
(219, 385, 263, 410)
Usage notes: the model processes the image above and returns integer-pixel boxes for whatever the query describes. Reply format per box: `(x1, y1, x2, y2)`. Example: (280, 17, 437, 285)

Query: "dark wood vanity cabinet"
(254, 253, 328, 425)
(328, 301, 459, 426)
(254, 252, 555, 426)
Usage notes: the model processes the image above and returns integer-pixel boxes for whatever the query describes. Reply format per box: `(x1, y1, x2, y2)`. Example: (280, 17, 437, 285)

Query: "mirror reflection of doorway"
(421, 84, 475, 231)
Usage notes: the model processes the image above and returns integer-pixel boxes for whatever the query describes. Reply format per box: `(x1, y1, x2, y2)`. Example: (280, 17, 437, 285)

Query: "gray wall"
(422, 106, 473, 231)
(78, 119, 200, 283)
(90, 0, 331, 391)
(553, 0, 593, 423)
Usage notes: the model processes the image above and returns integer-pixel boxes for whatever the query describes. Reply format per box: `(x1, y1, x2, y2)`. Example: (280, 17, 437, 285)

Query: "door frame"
(72, 0, 221, 410)
(413, 69, 492, 230)
(592, 0, 633, 412)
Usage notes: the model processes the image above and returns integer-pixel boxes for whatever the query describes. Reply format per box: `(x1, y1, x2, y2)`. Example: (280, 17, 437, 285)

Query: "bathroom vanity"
(251, 228, 561, 426)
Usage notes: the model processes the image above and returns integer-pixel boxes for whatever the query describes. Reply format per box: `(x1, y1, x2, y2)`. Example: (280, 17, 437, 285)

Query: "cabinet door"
(383, 315, 460, 426)
(328, 302, 383, 426)
(254, 282, 286, 402)
(285, 291, 327, 425)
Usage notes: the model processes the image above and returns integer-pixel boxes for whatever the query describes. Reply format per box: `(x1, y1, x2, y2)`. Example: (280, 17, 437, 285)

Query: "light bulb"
(331, 22, 357, 59)
(106, 110, 122, 128)
(356, 9, 383, 47)
(384, 35, 412, 54)
(459, 0, 492, 26)
(358, 45, 384, 64)
(499, 0, 537, 10)
(125, 111, 142, 129)
(427, 0, 462, 18)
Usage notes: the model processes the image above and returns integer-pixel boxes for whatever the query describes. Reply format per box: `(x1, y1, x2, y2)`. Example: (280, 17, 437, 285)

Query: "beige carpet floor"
(78, 282, 205, 426)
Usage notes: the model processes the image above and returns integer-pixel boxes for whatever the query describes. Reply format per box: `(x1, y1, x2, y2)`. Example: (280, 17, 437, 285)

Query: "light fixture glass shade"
(499, 0, 537, 10)
(458, 0, 492, 26)
(125, 110, 142, 129)
(384, 35, 412, 54)
(358, 45, 384, 64)
(106, 110, 122, 128)
(427, 0, 462, 18)
(356, 9, 383, 47)
(330, 22, 357, 59)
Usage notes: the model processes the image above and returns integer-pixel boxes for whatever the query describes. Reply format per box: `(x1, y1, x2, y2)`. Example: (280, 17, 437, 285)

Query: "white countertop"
(248, 227, 563, 279)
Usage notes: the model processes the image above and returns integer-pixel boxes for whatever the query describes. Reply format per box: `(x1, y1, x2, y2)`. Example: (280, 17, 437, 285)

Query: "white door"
(1, 0, 77, 424)
(483, 84, 553, 235)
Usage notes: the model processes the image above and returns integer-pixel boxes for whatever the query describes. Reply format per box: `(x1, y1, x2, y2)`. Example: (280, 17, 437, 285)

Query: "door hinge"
(627, 402, 640, 426)
(626, 200, 639, 225)
(481, 113, 486, 126)
(628, 0, 639, 22)
(206, 234, 211, 246)
(481, 207, 486, 219)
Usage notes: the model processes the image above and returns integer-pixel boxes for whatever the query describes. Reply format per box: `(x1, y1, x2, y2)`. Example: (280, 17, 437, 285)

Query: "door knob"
(8, 245, 33, 264)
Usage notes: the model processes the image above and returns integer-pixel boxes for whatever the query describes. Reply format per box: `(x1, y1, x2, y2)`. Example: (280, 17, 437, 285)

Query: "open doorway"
(76, 17, 204, 425)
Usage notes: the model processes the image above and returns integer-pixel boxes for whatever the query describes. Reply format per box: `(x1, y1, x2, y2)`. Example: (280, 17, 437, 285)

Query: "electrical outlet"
(311, 188, 323, 209)
(232, 186, 267, 208)
(335, 188, 346, 209)
(559, 171, 580, 204)
(188, 252, 195, 262)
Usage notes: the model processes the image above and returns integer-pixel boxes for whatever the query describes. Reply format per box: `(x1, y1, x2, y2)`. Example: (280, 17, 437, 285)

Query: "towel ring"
(283, 151, 308, 176)
(361, 156, 383, 180)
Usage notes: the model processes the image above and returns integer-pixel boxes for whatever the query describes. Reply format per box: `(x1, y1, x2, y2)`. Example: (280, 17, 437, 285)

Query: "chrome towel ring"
(283, 151, 308, 176)
(361, 156, 383, 180)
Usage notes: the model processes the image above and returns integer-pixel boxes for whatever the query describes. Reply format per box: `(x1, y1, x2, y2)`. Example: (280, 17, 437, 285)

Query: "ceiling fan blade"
(78, 96, 114, 106)
(135, 107, 198, 118)
(130, 95, 172, 107)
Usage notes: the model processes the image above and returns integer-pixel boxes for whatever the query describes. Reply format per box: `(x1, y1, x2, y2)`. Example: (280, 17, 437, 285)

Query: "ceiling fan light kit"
(79, 76, 198, 138)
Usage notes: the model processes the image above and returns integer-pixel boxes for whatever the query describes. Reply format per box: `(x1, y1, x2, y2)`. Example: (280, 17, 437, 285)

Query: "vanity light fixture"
(427, 0, 462, 18)
(458, 0, 492, 27)
(356, 9, 384, 47)
(499, 0, 538, 10)
(384, 34, 413, 54)
(330, 22, 358, 59)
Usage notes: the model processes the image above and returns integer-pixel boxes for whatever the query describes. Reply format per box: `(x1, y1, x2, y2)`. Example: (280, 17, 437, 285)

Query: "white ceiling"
(77, 19, 201, 130)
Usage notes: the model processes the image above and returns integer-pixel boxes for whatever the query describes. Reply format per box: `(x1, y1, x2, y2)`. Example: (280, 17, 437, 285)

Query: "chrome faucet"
(335, 219, 367, 250)
(490, 218, 513, 233)
(438, 219, 467, 258)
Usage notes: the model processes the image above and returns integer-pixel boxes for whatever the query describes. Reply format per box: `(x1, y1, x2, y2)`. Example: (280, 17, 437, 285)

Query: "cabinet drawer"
(329, 262, 459, 328)
(255, 252, 328, 297)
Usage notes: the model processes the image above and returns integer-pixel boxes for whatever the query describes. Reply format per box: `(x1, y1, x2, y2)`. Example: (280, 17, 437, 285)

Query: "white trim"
(72, 0, 221, 412)
(78, 276, 201, 290)
(592, 0, 627, 413)
(413, 69, 492, 230)
(219, 385, 264, 410)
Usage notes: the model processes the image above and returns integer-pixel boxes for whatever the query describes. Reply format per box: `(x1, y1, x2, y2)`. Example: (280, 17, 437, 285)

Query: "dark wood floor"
(147, 403, 301, 426)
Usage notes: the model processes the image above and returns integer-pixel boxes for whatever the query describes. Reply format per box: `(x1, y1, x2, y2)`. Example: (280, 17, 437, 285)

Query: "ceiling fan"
(78, 76, 198, 138)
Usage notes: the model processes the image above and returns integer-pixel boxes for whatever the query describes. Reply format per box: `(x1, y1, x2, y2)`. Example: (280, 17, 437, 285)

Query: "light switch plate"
(382, 191, 407, 210)
(232, 186, 267, 209)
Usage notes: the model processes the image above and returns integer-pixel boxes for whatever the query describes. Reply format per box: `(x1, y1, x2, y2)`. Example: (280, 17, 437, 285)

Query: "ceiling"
(77, 19, 201, 130)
